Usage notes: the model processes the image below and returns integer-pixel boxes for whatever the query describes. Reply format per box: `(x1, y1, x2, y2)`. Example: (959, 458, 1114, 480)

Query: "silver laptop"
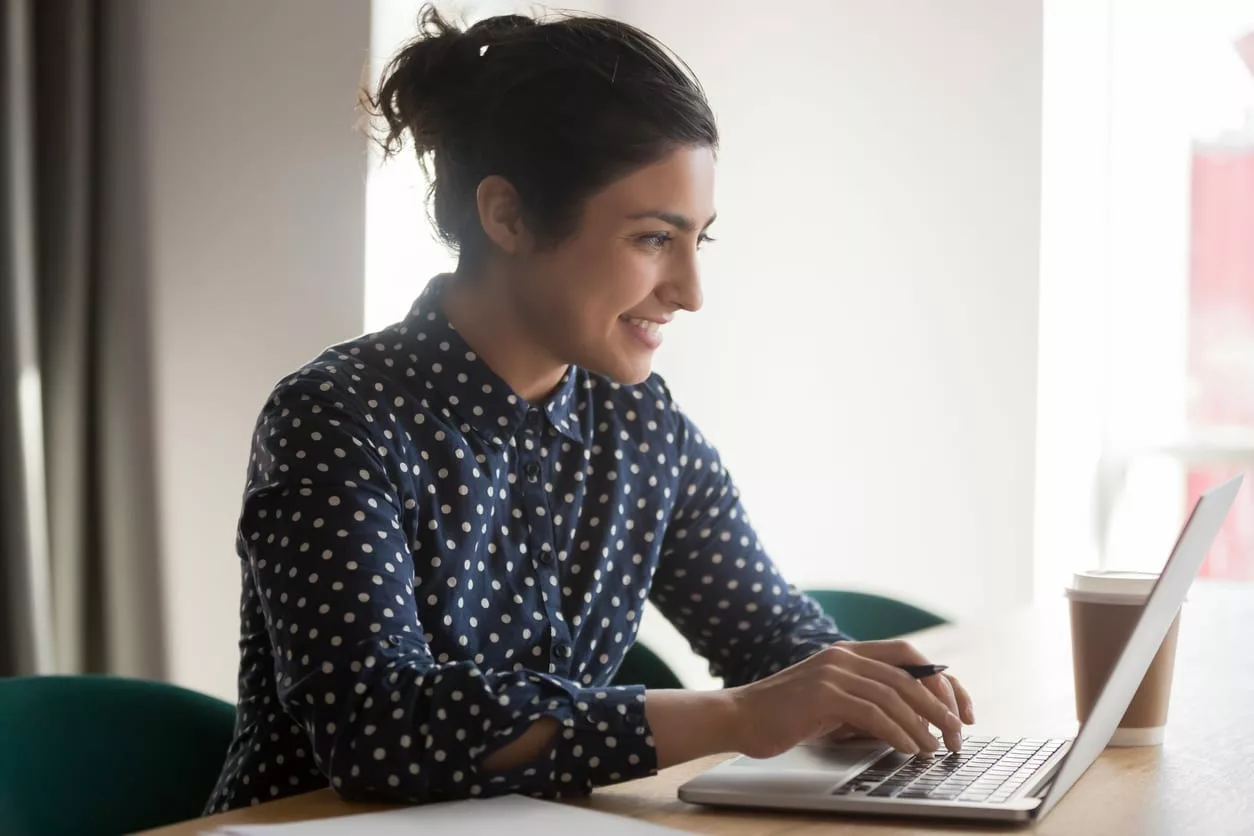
(678, 475, 1244, 824)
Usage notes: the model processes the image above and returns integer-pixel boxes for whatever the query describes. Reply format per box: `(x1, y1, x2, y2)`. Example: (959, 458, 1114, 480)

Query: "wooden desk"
(146, 582, 1252, 835)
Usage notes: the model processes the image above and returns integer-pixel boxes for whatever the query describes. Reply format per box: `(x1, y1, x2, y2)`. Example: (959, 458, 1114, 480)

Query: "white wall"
(141, 1, 370, 699)
(613, 0, 1043, 686)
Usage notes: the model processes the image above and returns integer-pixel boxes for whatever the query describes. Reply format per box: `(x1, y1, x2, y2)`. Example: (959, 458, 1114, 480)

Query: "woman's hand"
(838, 640, 975, 751)
(725, 640, 974, 760)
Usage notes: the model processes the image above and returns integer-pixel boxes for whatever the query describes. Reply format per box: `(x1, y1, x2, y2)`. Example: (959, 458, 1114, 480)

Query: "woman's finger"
(924, 671, 961, 718)
(837, 650, 962, 742)
(925, 674, 963, 751)
(827, 666, 938, 754)
(944, 673, 976, 724)
(823, 683, 923, 756)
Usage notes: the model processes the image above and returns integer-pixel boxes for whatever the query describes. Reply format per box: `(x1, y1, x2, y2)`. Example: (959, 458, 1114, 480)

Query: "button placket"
(518, 410, 573, 675)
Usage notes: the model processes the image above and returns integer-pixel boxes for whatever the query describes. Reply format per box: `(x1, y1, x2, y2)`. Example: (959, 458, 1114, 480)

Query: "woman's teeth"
(624, 317, 661, 334)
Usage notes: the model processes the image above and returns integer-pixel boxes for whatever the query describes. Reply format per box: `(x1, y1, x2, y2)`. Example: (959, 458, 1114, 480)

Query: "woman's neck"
(439, 268, 568, 404)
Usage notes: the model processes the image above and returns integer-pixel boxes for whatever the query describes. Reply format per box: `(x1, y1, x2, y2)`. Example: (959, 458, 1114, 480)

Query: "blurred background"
(2, 0, 1252, 698)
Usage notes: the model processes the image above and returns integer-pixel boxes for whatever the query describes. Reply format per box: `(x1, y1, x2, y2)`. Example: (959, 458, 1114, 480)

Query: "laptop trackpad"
(731, 740, 890, 776)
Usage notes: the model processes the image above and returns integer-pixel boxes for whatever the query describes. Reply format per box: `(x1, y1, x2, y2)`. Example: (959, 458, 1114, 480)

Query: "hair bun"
(464, 14, 535, 41)
(364, 3, 717, 271)
(368, 7, 488, 158)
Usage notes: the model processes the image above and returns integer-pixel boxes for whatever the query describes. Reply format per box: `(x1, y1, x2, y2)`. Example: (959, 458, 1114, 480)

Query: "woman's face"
(508, 145, 717, 385)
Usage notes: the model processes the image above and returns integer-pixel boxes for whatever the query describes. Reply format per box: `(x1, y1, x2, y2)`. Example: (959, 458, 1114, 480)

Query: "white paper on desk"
(209, 794, 687, 836)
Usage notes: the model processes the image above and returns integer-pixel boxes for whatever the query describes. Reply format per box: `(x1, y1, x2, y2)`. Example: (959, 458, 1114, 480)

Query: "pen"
(899, 664, 948, 679)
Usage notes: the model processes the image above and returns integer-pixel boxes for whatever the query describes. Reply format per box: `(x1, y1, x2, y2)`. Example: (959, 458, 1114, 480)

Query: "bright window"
(1038, 0, 1254, 591)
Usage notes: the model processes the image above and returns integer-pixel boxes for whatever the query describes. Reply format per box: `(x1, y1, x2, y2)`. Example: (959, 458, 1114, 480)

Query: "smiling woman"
(203, 1, 971, 815)
(439, 145, 716, 392)
(369, 6, 718, 394)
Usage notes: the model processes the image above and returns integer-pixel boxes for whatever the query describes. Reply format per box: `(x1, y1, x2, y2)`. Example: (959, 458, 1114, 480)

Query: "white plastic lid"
(1064, 570, 1160, 605)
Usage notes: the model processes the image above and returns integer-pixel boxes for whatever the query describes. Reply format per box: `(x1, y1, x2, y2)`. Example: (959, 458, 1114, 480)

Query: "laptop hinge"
(1021, 746, 1071, 801)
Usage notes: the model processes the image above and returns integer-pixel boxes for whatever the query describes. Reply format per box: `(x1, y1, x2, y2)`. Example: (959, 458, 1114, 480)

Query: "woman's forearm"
(645, 689, 740, 768)
(482, 689, 740, 774)
(481, 717, 561, 771)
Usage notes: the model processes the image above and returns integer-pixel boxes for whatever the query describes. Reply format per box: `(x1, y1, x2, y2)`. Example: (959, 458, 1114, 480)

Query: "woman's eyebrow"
(626, 210, 717, 232)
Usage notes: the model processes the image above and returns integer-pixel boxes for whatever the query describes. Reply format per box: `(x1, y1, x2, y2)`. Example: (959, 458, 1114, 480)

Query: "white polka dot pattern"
(205, 276, 846, 812)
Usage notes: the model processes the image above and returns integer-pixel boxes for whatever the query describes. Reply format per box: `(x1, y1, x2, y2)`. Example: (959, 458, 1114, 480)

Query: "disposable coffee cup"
(1064, 570, 1181, 746)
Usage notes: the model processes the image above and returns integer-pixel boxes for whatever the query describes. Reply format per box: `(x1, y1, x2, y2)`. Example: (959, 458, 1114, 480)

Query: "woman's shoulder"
(243, 326, 430, 494)
(261, 321, 426, 417)
(572, 369, 686, 433)
(246, 327, 429, 460)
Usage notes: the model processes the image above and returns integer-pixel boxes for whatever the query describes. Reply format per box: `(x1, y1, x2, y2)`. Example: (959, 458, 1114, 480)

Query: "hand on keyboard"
(725, 639, 973, 761)
(819, 640, 976, 753)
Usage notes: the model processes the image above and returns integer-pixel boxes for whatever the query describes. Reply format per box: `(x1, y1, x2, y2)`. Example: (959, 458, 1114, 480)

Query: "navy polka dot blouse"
(206, 275, 848, 812)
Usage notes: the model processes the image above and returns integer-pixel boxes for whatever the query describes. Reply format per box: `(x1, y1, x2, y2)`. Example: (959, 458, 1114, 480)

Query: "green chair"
(0, 675, 236, 836)
(803, 589, 948, 641)
(611, 641, 685, 690)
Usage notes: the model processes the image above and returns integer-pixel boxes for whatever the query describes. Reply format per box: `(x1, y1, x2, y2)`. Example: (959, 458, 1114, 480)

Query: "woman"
(206, 6, 974, 812)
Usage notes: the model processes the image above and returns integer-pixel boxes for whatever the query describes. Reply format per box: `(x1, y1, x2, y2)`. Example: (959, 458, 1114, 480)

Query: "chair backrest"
(803, 589, 948, 641)
(0, 675, 236, 836)
(611, 642, 685, 690)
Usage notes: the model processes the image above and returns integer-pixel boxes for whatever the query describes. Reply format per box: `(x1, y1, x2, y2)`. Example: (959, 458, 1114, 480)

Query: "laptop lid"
(1035, 474, 1244, 819)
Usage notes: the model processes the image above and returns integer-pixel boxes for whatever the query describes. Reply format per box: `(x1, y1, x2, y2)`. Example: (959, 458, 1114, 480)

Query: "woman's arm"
(485, 688, 744, 772)
(640, 384, 970, 754)
(641, 689, 739, 767)
(649, 384, 852, 686)
(487, 378, 971, 770)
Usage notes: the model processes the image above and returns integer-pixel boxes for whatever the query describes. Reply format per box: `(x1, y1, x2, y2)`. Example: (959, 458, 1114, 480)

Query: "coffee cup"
(1064, 570, 1182, 746)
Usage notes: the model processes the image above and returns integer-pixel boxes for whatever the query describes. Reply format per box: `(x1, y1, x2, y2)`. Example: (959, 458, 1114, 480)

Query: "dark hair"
(366, 5, 718, 267)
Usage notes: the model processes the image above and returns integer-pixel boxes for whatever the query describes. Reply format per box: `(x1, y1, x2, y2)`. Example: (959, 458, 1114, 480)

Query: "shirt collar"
(398, 276, 583, 447)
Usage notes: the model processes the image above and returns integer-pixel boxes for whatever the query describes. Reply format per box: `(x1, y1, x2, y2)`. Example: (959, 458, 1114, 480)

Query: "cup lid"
(1064, 570, 1160, 604)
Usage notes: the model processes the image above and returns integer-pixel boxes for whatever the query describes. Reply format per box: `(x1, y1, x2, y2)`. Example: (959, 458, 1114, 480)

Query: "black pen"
(899, 664, 948, 679)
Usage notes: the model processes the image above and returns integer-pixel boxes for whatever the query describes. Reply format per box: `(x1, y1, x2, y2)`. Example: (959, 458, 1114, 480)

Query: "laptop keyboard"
(831, 737, 1068, 804)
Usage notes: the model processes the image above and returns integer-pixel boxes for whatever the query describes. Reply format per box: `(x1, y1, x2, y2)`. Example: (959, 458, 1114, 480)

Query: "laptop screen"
(1035, 474, 1244, 819)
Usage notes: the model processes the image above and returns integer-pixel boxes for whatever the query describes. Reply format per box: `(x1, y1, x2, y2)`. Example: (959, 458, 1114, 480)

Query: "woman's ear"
(475, 175, 532, 255)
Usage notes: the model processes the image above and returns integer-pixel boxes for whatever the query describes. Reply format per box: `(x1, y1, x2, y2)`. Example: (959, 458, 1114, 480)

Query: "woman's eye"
(636, 231, 716, 251)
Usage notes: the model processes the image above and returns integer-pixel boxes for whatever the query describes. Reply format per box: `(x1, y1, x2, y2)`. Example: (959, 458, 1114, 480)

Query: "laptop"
(678, 474, 1244, 824)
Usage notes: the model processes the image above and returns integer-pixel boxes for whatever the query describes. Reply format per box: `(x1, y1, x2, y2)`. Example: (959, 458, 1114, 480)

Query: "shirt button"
(554, 642, 572, 659)
(524, 461, 541, 482)
(539, 550, 554, 565)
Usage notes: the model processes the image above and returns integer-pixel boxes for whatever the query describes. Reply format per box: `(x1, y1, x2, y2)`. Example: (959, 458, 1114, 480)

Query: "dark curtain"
(1, 0, 165, 678)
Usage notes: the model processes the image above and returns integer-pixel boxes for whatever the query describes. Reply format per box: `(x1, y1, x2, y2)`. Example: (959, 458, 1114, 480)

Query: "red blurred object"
(1185, 69, 1254, 579)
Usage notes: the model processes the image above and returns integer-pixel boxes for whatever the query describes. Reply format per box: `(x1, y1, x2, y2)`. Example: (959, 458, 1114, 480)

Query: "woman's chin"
(580, 351, 654, 386)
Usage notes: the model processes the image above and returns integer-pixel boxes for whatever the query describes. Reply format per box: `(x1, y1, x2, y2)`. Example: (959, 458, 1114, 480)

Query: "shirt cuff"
(482, 682, 657, 798)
